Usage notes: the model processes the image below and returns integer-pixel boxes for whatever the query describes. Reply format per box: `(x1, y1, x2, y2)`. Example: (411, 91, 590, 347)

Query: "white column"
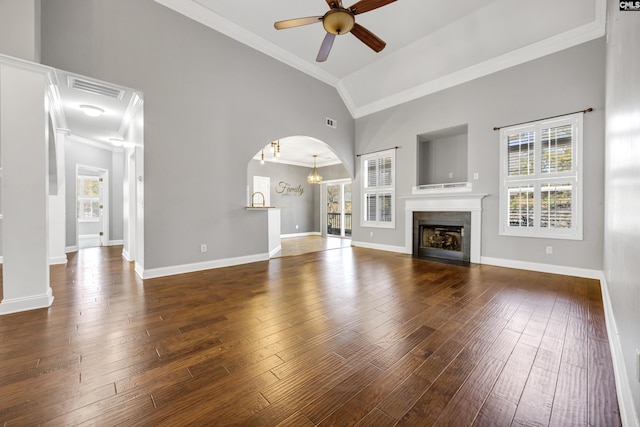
(49, 130, 67, 265)
(0, 62, 53, 315)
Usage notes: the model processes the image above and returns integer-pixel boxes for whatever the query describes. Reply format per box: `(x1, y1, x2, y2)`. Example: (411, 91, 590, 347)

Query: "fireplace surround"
(404, 193, 486, 263)
(413, 211, 471, 261)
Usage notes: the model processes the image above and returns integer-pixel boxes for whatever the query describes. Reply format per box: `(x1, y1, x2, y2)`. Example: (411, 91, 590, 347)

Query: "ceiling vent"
(69, 76, 124, 99)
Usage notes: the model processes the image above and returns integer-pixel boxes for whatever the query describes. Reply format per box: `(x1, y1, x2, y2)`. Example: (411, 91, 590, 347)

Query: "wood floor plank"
(0, 245, 621, 426)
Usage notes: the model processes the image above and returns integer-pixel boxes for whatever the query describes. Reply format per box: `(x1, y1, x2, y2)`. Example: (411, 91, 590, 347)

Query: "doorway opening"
(76, 165, 109, 249)
(325, 180, 352, 238)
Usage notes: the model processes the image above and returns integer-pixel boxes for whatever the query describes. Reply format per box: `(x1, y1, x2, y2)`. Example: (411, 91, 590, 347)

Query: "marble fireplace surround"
(404, 193, 487, 263)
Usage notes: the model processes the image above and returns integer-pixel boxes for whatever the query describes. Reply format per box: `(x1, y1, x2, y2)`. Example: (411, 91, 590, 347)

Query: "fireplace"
(404, 193, 486, 263)
(413, 211, 471, 262)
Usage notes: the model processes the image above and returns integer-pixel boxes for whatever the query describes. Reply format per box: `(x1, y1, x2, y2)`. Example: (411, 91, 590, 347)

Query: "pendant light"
(307, 155, 323, 184)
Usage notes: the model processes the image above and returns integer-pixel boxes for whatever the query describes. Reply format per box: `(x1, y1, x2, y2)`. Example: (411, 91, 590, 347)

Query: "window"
(77, 175, 100, 222)
(361, 149, 395, 228)
(499, 113, 583, 239)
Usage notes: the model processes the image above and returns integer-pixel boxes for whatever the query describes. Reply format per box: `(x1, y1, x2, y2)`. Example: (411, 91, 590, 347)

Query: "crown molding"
(67, 134, 124, 153)
(354, 18, 606, 118)
(154, 0, 339, 89)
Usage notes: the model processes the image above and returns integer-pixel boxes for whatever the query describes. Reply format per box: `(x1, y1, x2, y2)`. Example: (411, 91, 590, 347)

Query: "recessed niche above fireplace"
(417, 124, 468, 186)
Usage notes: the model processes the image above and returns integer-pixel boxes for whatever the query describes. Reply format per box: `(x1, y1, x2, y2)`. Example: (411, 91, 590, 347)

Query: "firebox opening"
(413, 211, 471, 262)
(421, 225, 462, 252)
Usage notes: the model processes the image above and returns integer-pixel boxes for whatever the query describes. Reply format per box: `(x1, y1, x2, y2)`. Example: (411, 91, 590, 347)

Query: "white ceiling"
(53, 0, 605, 166)
(51, 68, 141, 150)
(253, 136, 342, 168)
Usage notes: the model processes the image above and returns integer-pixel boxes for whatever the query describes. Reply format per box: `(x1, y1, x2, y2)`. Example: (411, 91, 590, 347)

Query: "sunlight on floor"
(272, 236, 351, 258)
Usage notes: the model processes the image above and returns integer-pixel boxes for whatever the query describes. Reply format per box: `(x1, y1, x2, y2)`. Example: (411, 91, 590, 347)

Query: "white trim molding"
(65, 245, 79, 253)
(480, 256, 602, 280)
(49, 256, 68, 265)
(108, 240, 124, 246)
(269, 245, 282, 258)
(281, 232, 322, 238)
(404, 193, 487, 263)
(0, 288, 54, 316)
(351, 241, 405, 254)
(137, 253, 269, 280)
(599, 274, 640, 427)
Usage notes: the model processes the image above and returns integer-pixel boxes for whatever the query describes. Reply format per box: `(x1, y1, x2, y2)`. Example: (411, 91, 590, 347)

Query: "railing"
(327, 213, 352, 237)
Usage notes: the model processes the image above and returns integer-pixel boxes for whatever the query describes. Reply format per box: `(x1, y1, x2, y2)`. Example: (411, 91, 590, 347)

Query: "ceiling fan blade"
(325, 0, 344, 9)
(350, 23, 386, 52)
(316, 33, 336, 62)
(274, 16, 322, 30)
(348, 0, 396, 15)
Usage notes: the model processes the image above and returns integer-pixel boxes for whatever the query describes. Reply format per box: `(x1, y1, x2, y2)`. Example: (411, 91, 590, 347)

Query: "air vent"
(326, 117, 337, 129)
(69, 76, 124, 99)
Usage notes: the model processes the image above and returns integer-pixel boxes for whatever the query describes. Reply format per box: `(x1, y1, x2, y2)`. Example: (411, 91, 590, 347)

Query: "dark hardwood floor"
(0, 245, 620, 426)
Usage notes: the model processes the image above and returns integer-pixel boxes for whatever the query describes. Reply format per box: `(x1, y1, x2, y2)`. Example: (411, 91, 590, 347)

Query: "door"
(326, 181, 352, 237)
(252, 176, 270, 207)
(76, 166, 109, 249)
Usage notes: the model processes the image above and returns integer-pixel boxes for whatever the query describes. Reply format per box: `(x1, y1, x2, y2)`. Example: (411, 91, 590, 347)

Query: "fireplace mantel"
(404, 193, 487, 263)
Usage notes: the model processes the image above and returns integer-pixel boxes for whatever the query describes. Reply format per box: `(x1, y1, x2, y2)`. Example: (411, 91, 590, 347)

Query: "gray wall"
(354, 38, 606, 270)
(418, 132, 468, 185)
(41, 0, 354, 269)
(0, 0, 40, 62)
(65, 139, 124, 247)
(604, 1, 640, 419)
(247, 160, 319, 235)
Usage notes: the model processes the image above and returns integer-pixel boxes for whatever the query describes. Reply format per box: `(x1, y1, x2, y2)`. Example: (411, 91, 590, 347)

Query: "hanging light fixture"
(307, 155, 323, 184)
(260, 149, 265, 165)
(270, 140, 281, 158)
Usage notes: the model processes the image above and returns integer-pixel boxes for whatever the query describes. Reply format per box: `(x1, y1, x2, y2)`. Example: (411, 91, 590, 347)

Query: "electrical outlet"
(200, 244, 207, 253)
(473, 172, 479, 180)
(370, 231, 374, 237)
(545, 246, 553, 255)
(448, 172, 454, 178)
(296, 225, 299, 229)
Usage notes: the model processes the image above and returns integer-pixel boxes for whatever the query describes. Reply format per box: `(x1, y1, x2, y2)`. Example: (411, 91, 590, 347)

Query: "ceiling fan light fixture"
(322, 9, 355, 35)
(79, 104, 105, 117)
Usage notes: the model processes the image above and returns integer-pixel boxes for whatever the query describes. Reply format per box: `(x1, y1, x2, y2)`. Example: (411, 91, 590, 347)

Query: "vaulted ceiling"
(53, 0, 605, 166)
(156, 0, 605, 118)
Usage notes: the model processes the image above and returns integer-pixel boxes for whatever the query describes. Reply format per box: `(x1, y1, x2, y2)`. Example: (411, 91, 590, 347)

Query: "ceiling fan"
(274, 0, 397, 62)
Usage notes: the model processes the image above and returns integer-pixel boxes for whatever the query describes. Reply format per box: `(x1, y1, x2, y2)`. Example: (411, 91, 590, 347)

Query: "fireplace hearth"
(413, 211, 471, 262)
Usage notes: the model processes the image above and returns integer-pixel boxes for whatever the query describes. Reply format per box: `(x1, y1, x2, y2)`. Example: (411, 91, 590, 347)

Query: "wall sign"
(275, 181, 304, 197)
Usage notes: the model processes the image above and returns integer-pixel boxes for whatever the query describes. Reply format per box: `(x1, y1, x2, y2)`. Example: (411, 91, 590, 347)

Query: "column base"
(0, 287, 54, 315)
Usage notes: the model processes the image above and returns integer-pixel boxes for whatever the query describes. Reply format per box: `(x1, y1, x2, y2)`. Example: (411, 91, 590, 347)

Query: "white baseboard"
(269, 245, 282, 258)
(65, 246, 78, 253)
(122, 249, 132, 262)
(281, 232, 321, 238)
(480, 256, 602, 279)
(0, 287, 54, 315)
(108, 240, 124, 246)
(0, 256, 67, 265)
(599, 273, 640, 427)
(49, 255, 68, 265)
(351, 240, 407, 254)
(138, 253, 270, 280)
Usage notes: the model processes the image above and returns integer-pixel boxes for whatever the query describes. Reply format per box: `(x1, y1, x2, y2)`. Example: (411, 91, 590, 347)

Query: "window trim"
(361, 149, 396, 229)
(499, 113, 583, 240)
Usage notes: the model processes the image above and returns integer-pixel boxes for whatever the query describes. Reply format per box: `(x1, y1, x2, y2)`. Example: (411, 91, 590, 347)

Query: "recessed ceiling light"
(79, 104, 105, 117)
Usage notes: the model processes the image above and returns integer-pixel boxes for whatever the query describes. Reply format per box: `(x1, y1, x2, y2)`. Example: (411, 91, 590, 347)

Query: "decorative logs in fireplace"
(413, 211, 471, 262)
